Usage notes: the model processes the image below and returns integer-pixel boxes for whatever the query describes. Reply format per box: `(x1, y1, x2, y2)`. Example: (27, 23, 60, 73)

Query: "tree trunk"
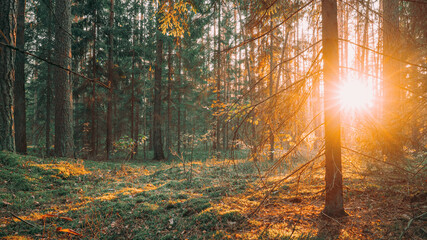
(14, 0, 27, 154)
(54, 0, 73, 157)
(0, 0, 16, 152)
(269, 17, 274, 161)
(152, 23, 165, 160)
(131, 50, 135, 159)
(45, 0, 53, 156)
(382, 0, 402, 161)
(106, 0, 114, 160)
(214, 1, 221, 151)
(167, 43, 173, 159)
(91, 7, 97, 158)
(177, 42, 182, 155)
(321, 0, 347, 217)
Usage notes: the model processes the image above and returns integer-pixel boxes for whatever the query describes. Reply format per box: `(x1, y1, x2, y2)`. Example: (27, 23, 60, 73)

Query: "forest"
(0, 0, 426, 239)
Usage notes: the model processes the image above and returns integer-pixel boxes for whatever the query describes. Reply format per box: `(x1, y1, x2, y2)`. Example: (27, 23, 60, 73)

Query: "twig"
(399, 212, 427, 239)
(9, 212, 42, 229)
(249, 150, 324, 217)
(0, 41, 109, 89)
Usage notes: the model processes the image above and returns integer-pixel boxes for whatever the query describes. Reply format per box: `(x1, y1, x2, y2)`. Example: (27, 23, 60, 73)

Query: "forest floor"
(0, 151, 425, 240)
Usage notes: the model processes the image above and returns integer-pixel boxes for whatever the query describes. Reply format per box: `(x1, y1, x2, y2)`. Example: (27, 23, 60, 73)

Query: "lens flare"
(339, 79, 374, 111)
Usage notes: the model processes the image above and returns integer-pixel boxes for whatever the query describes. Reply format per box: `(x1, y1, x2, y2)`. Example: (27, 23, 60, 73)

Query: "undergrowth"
(1, 151, 425, 239)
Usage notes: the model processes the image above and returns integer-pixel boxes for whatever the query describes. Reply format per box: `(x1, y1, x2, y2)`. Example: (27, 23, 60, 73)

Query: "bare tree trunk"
(135, 103, 139, 156)
(153, 19, 165, 160)
(269, 17, 274, 161)
(14, 0, 27, 154)
(91, 6, 97, 158)
(131, 49, 136, 159)
(177, 42, 182, 155)
(360, 0, 370, 75)
(214, 2, 221, 151)
(322, 0, 347, 217)
(382, 0, 402, 161)
(167, 44, 173, 159)
(0, 0, 17, 152)
(45, 0, 53, 156)
(106, 0, 114, 160)
(54, 0, 73, 157)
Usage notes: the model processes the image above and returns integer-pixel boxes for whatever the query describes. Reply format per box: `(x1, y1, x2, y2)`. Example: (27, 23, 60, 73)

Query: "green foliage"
(113, 134, 147, 157)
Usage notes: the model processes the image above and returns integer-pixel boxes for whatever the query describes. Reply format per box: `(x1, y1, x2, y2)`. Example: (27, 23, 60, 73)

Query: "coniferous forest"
(0, 0, 426, 239)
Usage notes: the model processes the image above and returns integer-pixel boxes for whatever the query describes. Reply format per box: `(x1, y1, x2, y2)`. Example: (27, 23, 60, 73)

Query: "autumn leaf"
(56, 227, 83, 237)
(59, 216, 73, 221)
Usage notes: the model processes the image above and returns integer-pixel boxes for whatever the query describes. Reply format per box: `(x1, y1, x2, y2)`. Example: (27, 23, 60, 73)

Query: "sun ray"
(339, 76, 374, 112)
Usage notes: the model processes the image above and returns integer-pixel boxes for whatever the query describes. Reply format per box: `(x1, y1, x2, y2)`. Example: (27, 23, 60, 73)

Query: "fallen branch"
(9, 212, 42, 229)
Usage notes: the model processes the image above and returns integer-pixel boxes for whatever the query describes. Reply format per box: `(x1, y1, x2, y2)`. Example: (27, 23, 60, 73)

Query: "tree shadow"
(315, 213, 349, 240)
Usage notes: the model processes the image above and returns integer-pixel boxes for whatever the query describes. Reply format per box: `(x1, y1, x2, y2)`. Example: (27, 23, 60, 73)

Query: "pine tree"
(14, 0, 27, 154)
(54, 0, 74, 157)
(322, 0, 347, 217)
(0, 0, 16, 152)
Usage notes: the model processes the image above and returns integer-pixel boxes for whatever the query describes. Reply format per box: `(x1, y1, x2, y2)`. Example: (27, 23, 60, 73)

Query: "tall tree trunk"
(14, 0, 27, 154)
(177, 42, 182, 155)
(152, 22, 165, 160)
(360, 0, 370, 75)
(131, 49, 136, 159)
(0, 0, 16, 152)
(106, 0, 114, 160)
(269, 17, 274, 161)
(135, 103, 139, 156)
(91, 6, 97, 158)
(382, 0, 402, 161)
(45, 0, 53, 156)
(167, 43, 173, 159)
(54, 0, 73, 157)
(214, 1, 221, 151)
(321, 0, 347, 217)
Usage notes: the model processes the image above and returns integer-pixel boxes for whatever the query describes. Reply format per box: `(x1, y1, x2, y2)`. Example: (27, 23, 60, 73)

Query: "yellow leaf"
(56, 227, 83, 237)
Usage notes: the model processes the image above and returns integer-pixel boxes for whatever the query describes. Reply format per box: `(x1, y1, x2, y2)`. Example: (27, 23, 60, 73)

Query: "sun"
(338, 78, 374, 111)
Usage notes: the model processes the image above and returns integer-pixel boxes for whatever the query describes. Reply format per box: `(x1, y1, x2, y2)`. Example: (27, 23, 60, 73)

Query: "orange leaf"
(59, 216, 73, 221)
(56, 227, 83, 237)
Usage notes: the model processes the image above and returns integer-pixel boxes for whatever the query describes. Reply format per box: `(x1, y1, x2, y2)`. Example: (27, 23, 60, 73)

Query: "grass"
(0, 150, 425, 239)
(0, 151, 253, 239)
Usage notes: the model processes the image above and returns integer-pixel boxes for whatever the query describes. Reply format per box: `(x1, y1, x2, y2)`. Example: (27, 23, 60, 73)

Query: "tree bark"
(214, 1, 221, 151)
(131, 49, 136, 159)
(177, 42, 182, 155)
(382, 0, 402, 161)
(14, 0, 27, 154)
(0, 0, 16, 152)
(91, 6, 97, 158)
(106, 0, 114, 160)
(322, 0, 347, 217)
(269, 17, 274, 161)
(54, 0, 74, 157)
(152, 22, 165, 160)
(167, 43, 173, 159)
(45, 0, 53, 156)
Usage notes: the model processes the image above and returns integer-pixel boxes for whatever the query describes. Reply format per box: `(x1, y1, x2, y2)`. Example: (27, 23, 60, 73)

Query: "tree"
(45, 0, 53, 156)
(382, 0, 402, 161)
(106, 0, 114, 160)
(14, 0, 27, 154)
(214, 1, 221, 151)
(54, 0, 74, 157)
(0, 0, 16, 152)
(152, 17, 165, 160)
(166, 43, 173, 159)
(321, 0, 347, 217)
(90, 2, 98, 158)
